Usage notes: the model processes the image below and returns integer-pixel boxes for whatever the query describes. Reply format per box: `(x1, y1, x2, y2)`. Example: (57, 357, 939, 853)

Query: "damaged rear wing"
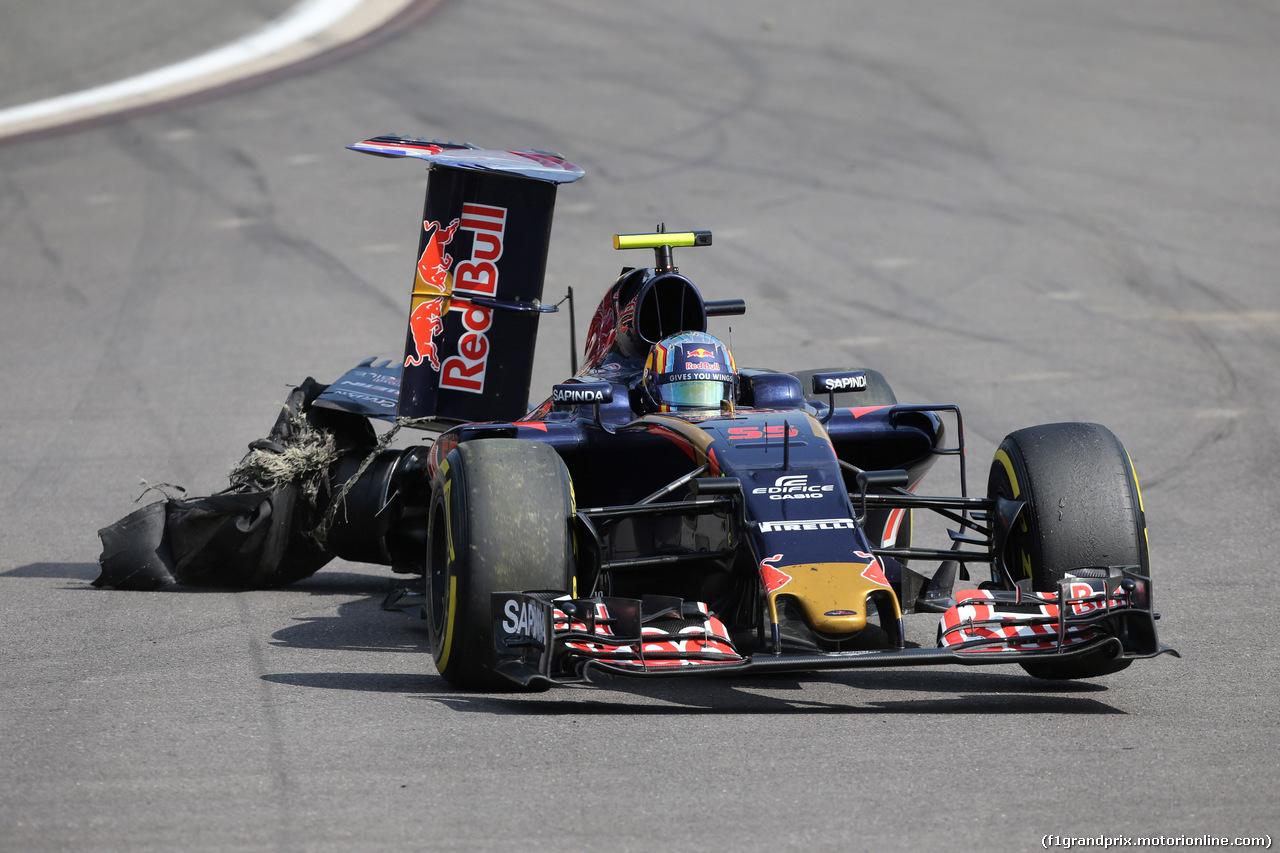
(347, 136, 584, 426)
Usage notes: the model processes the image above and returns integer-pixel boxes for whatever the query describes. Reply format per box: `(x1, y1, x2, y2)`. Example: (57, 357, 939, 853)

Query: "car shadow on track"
(49, 567, 1125, 717)
(7, 561, 402, 597)
(250, 582, 1125, 715)
(425, 672, 1121, 716)
(263, 663, 1123, 716)
(262, 576, 431, 653)
(2, 561, 101, 580)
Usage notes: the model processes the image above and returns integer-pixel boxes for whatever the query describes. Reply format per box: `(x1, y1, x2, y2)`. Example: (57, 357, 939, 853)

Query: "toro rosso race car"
(97, 136, 1177, 688)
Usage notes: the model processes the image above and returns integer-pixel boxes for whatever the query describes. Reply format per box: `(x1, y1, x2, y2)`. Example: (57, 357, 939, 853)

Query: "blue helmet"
(641, 331, 739, 412)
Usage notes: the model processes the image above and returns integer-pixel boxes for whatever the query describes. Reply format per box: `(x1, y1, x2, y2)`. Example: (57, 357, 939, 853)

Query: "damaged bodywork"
(98, 136, 1176, 688)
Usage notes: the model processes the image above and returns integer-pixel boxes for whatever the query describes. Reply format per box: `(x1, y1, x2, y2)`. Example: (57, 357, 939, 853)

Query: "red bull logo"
(438, 203, 507, 393)
(405, 218, 460, 370)
(687, 347, 716, 359)
(759, 554, 792, 594)
(406, 297, 447, 369)
(416, 218, 460, 292)
(855, 551, 890, 587)
(392, 158, 564, 423)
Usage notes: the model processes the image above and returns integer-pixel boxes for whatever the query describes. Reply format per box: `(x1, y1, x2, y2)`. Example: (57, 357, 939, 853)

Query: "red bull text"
(438, 203, 507, 394)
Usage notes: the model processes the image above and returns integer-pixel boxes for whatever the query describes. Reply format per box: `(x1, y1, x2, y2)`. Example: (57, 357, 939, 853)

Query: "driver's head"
(641, 331, 739, 413)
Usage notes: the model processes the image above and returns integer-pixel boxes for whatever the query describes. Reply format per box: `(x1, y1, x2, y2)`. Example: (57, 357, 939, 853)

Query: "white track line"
(0, 0, 413, 141)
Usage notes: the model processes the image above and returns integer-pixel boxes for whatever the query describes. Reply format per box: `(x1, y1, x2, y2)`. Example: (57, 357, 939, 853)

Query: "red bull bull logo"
(687, 347, 716, 359)
(406, 297, 447, 369)
(759, 554, 792, 594)
(416, 218, 459, 292)
(405, 218, 460, 369)
(856, 551, 890, 587)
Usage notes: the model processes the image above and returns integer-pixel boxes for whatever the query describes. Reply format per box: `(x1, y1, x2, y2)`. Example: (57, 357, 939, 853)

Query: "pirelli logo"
(757, 518, 857, 533)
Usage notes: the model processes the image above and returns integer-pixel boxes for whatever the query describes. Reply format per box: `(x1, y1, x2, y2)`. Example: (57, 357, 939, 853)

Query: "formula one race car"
(97, 136, 1177, 688)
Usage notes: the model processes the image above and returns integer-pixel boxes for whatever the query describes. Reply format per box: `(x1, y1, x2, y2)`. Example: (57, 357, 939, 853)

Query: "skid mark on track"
(105, 119, 401, 317)
(238, 595, 305, 853)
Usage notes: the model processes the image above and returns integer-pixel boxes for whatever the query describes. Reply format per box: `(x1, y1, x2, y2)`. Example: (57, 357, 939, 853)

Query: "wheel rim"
(427, 501, 451, 647)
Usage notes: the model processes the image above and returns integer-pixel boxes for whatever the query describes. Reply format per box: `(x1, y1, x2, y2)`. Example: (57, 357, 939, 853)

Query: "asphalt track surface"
(2, 2, 1278, 851)
(0, 0, 297, 110)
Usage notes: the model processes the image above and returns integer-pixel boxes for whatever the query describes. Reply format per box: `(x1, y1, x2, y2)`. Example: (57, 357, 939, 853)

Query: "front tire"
(425, 440, 576, 691)
(987, 422, 1149, 679)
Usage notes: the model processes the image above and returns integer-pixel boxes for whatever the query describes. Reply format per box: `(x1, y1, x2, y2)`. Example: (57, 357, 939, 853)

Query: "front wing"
(490, 568, 1175, 687)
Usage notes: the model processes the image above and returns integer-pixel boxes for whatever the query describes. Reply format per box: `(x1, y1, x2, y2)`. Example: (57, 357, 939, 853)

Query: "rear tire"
(425, 440, 576, 691)
(986, 422, 1149, 679)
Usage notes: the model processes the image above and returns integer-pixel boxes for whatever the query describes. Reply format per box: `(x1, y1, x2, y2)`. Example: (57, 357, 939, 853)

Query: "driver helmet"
(641, 331, 739, 412)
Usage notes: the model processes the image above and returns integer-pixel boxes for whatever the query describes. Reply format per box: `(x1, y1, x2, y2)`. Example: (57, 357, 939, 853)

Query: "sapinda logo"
(501, 598, 547, 644)
(551, 386, 609, 403)
(822, 374, 867, 391)
(752, 474, 835, 500)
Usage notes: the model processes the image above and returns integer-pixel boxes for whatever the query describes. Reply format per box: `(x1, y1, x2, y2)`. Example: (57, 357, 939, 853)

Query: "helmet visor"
(654, 373, 736, 410)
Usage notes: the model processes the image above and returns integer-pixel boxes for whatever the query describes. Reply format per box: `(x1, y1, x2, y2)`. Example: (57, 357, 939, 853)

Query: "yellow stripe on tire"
(437, 575, 458, 671)
(993, 449, 1020, 498)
